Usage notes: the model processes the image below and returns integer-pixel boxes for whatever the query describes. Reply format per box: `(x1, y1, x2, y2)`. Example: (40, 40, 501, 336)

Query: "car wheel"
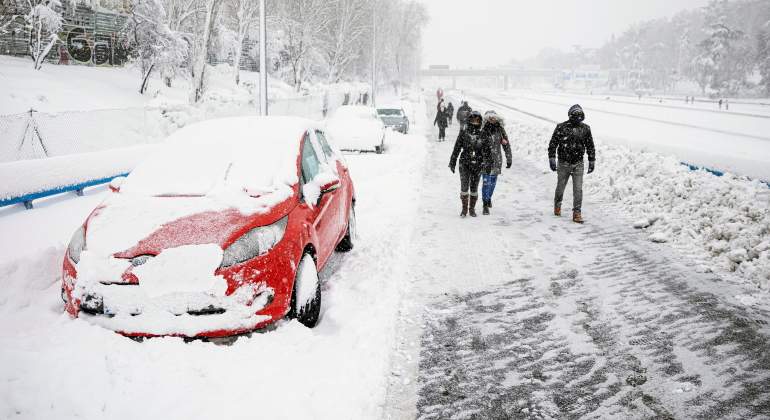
(375, 145, 383, 154)
(335, 205, 356, 252)
(288, 253, 321, 328)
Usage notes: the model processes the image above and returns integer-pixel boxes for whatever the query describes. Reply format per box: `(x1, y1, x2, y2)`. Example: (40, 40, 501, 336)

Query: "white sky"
(419, 0, 710, 68)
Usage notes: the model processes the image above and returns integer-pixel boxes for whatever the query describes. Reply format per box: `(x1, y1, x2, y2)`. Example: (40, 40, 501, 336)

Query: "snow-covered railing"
(0, 145, 154, 209)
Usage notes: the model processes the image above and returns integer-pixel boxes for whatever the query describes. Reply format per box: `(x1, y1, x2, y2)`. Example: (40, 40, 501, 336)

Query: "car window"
(315, 130, 336, 161)
(301, 134, 321, 184)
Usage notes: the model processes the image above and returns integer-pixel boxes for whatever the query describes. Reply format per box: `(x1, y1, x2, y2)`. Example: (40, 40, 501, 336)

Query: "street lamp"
(371, 0, 376, 108)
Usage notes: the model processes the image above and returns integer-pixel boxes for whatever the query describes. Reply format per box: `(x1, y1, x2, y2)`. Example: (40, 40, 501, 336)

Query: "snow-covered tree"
(127, 0, 188, 93)
(223, 0, 259, 85)
(320, 0, 368, 83)
(189, 0, 222, 102)
(757, 24, 770, 95)
(269, 0, 329, 91)
(25, 0, 63, 70)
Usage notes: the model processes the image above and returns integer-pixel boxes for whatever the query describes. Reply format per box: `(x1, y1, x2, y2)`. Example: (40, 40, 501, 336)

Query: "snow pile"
(0, 145, 155, 201)
(506, 120, 770, 289)
(0, 97, 430, 419)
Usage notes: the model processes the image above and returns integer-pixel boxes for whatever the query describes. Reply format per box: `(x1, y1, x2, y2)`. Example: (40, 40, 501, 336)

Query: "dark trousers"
(459, 165, 481, 196)
(438, 125, 446, 140)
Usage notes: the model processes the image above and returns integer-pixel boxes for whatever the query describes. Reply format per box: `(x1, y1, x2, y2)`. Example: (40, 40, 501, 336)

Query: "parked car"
(377, 106, 409, 134)
(61, 116, 356, 338)
(325, 105, 386, 153)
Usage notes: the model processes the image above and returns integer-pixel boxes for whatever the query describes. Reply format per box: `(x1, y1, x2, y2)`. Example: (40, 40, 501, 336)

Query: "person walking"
(449, 111, 485, 217)
(434, 104, 449, 142)
(480, 110, 512, 215)
(548, 104, 596, 224)
(446, 102, 455, 126)
(456, 101, 472, 130)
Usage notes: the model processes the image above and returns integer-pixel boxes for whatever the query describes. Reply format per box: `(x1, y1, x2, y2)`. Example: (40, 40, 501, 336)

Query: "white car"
(325, 105, 386, 154)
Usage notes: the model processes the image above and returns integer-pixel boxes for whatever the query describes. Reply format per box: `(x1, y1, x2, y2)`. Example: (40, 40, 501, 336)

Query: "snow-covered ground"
(462, 89, 770, 182)
(0, 98, 428, 420)
(454, 91, 770, 293)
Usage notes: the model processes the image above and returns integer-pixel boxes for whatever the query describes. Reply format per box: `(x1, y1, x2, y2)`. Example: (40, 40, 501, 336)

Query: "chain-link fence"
(0, 93, 338, 163)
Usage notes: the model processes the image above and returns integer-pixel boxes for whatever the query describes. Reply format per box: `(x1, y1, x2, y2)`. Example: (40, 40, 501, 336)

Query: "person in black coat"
(456, 101, 472, 130)
(446, 102, 454, 126)
(434, 104, 449, 141)
(547, 104, 596, 223)
(449, 111, 485, 217)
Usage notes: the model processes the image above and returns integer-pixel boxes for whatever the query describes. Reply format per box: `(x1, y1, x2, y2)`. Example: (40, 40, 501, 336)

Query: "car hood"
(85, 190, 295, 259)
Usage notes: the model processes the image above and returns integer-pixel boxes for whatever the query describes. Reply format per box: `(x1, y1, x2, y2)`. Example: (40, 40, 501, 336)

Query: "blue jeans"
(482, 175, 498, 202)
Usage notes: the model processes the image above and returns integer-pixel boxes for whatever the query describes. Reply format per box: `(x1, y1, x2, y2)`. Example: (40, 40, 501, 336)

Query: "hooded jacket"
(481, 112, 512, 175)
(450, 114, 484, 171)
(547, 104, 596, 164)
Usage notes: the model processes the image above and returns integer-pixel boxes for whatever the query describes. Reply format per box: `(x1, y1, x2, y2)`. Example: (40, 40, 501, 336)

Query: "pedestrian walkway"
(384, 110, 770, 419)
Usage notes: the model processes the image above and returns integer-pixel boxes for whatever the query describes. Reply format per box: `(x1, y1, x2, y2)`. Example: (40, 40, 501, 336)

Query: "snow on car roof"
(121, 116, 318, 197)
(333, 105, 377, 118)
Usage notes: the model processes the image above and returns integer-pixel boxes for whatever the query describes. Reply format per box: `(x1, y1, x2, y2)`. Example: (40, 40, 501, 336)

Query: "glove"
(588, 160, 595, 174)
(506, 162, 512, 169)
(449, 164, 455, 174)
(549, 158, 557, 172)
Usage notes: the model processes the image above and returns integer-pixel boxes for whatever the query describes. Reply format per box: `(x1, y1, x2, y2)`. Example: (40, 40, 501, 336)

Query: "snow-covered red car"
(61, 116, 356, 338)
(325, 105, 386, 153)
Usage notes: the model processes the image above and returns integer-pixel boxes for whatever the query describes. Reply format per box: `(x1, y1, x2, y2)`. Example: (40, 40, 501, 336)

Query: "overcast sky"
(419, 0, 710, 68)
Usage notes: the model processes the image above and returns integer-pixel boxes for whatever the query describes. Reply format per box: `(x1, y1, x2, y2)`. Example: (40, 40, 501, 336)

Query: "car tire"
(288, 254, 321, 328)
(375, 145, 383, 154)
(335, 205, 356, 252)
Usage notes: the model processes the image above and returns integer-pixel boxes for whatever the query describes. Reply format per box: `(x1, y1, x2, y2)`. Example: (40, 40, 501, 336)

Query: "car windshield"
(377, 109, 403, 117)
(120, 118, 307, 197)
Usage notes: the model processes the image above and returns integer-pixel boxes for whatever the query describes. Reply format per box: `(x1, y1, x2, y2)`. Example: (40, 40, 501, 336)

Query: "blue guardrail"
(0, 173, 129, 210)
(681, 162, 770, 188)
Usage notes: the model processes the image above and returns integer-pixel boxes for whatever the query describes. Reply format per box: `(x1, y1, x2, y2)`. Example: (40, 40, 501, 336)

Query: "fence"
(0, 91, 348, 208)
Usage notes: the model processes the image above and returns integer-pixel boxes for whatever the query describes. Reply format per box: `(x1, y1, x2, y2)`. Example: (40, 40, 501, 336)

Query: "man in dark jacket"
(480, 110, 512, 215)
(456, 101, 472, 130)
(547, 104, 596, 224)
(446, 102, 454, 126)
(449, 111, 484, 217)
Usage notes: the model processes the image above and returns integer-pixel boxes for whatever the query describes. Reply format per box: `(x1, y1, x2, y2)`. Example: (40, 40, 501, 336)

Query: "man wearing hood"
(456, 101, 472, 130)
(548, 104, 596, 224)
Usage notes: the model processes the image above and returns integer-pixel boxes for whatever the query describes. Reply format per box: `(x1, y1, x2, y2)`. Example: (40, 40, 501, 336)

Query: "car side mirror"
(320, 179, 340, 195)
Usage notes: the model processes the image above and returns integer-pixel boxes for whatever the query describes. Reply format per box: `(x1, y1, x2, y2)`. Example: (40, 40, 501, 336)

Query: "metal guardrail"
(0, 172, 128, 209)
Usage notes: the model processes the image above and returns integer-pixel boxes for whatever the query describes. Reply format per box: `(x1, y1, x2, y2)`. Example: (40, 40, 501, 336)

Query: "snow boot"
(554, 207, 561, 217)
(573, 211, 584, 224)
(469, 196, 478, 217)
(460, 195, 469, 218)
(482, 200, 490, 215)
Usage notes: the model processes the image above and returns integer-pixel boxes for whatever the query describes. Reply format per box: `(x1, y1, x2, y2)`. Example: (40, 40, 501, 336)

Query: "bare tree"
(224, 0, 259, 84)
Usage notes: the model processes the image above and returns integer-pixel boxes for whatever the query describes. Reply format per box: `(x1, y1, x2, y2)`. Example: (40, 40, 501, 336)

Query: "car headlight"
(220, 216, 289, 268)
(67, 225, 86, 264)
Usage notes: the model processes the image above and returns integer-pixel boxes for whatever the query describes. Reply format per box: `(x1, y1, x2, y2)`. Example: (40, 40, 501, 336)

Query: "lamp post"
(259, 0, 268, 116)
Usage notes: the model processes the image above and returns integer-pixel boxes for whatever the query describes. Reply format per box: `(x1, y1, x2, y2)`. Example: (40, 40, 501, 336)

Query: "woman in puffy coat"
(480, 110, 512, 215)
(434, 103, 449, 142)
(449, 111, 485, 217)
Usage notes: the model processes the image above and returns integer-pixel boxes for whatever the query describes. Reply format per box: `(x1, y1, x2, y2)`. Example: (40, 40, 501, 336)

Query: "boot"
(573, 211, 584, 224)
(554, 207, 561, 217)
(469, 196, 478, 217)
(482, 200, 490, 215)
(460, 195, 469, 218)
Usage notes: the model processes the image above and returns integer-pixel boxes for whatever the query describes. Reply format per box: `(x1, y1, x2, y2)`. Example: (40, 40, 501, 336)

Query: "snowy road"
(463, 90, 770, 182)
(387, 119, 770, 419)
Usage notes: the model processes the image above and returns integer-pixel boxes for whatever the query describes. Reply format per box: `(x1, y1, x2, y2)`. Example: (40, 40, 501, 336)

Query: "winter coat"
(446, 103, 454, 118)
(434, 109, 448, 128)
(547, 120, 596, 164)
(456, 104, 472, 124)
(481, 122, 512, 175)
(450, 125, 485, 172)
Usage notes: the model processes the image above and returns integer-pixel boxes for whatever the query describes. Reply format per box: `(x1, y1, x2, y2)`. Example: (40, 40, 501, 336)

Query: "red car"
(61, 116, 356, 338)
